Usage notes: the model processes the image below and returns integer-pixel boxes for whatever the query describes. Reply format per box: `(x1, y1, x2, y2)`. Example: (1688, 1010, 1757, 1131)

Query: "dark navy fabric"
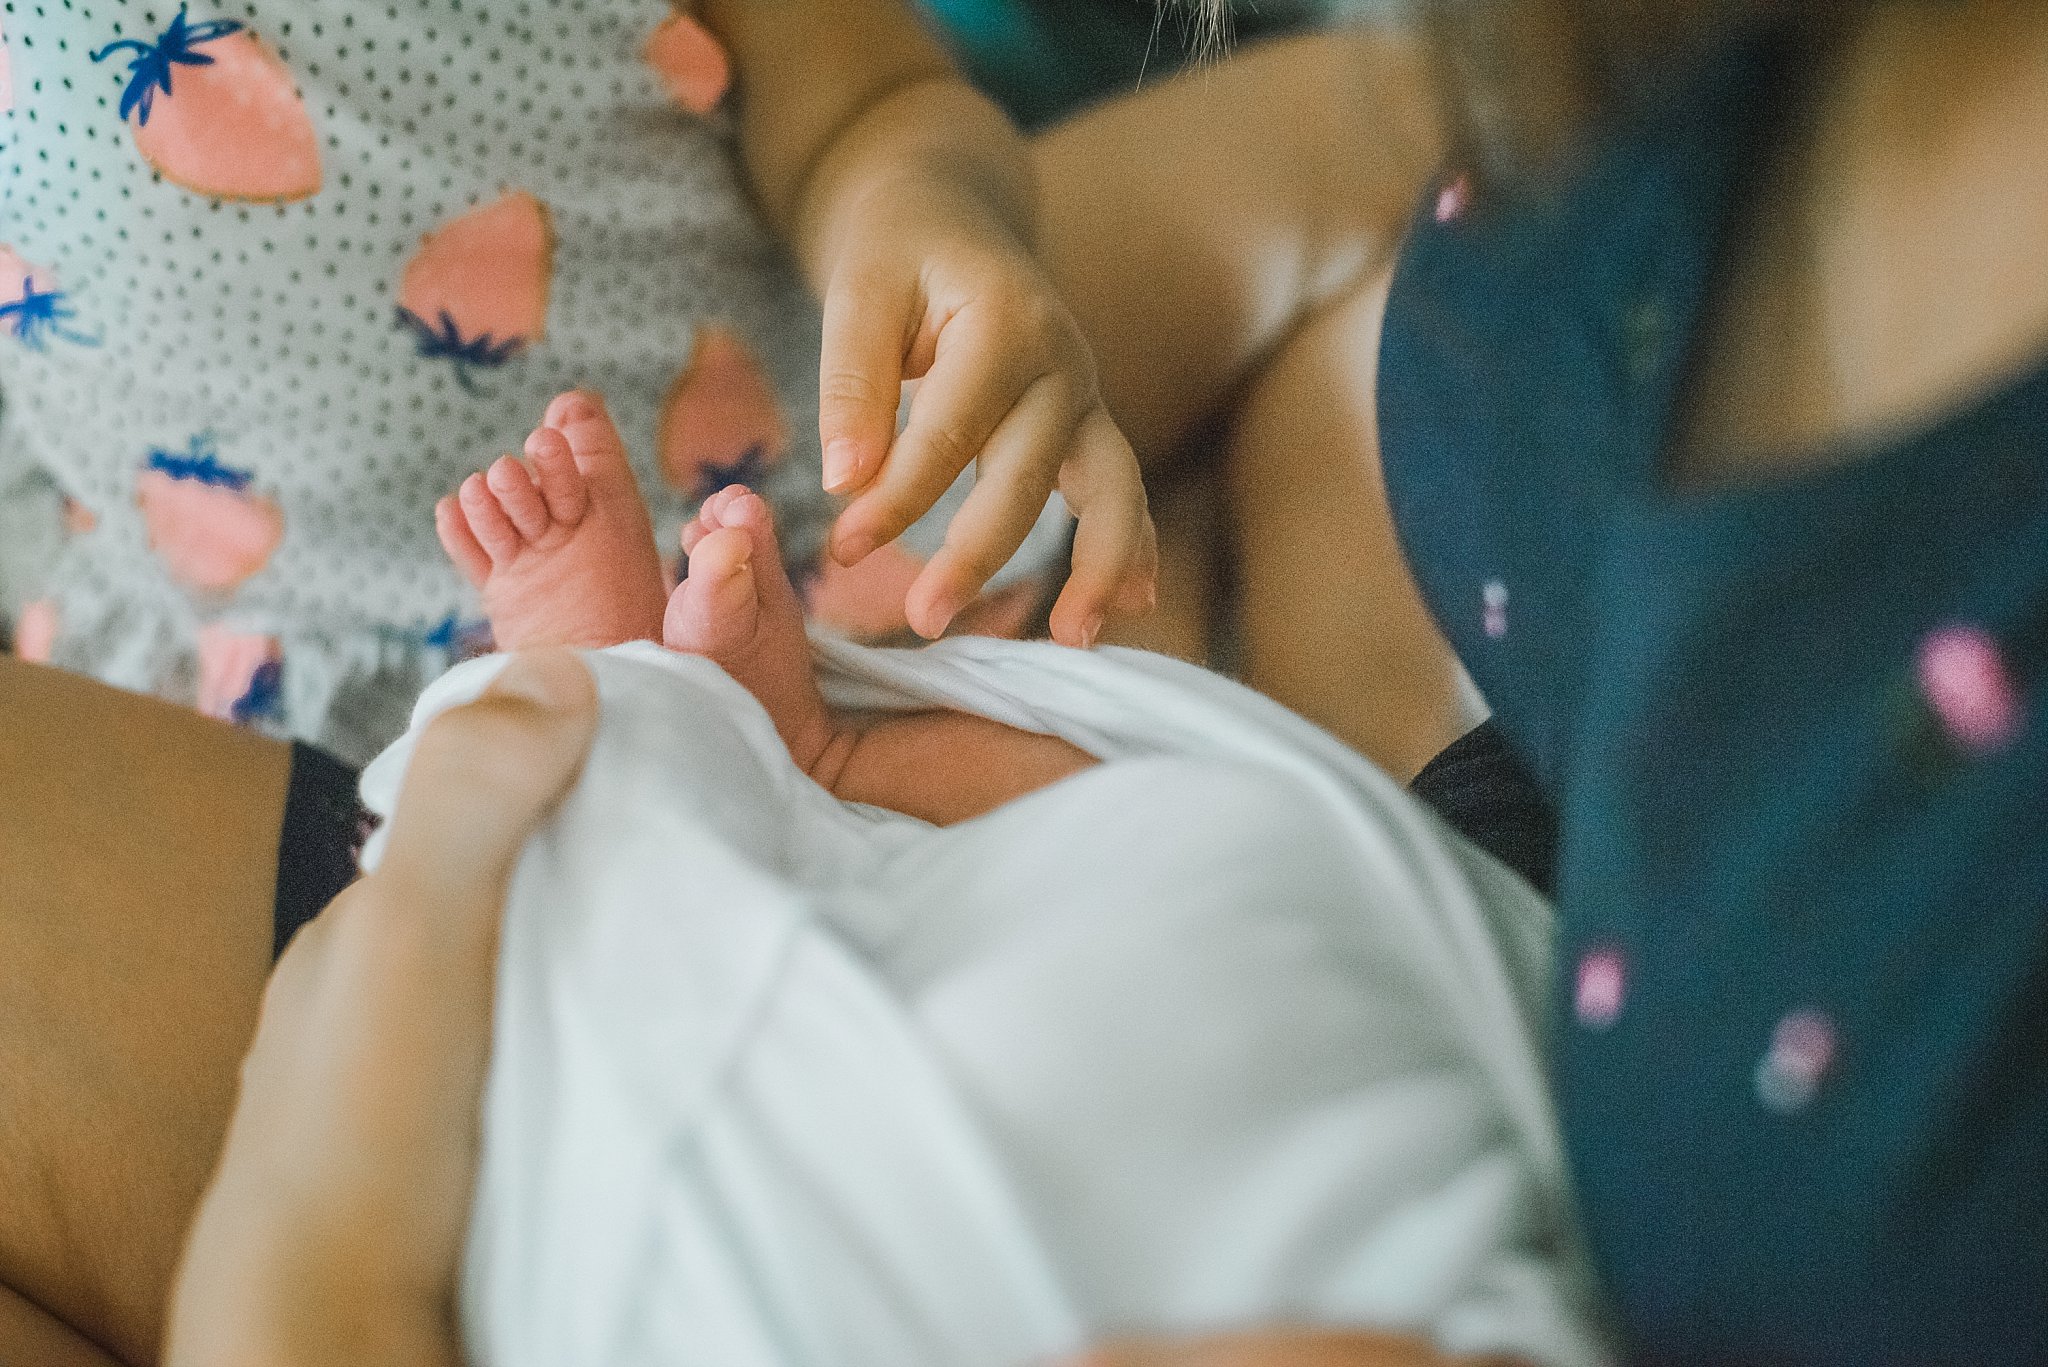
(1378, 35, 2048, 1366)
(273, 741, 365, 958)
(1410, 720, 1558, 897)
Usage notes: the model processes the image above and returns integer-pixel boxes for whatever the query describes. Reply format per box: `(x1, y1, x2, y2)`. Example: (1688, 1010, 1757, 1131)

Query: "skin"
(702, 0, 1157, 645)
(1032, 31, 1471, 778)
(0, 40, 1323, 1364)
(0, 657, 286, 1367)
(7, 3, 2047, 1364)
(438, 388, 1098, 826)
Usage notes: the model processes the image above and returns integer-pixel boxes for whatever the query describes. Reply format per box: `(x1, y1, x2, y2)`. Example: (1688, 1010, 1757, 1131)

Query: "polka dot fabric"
(1379, 37, 2048, 1362)
(0, 0, 832, 763)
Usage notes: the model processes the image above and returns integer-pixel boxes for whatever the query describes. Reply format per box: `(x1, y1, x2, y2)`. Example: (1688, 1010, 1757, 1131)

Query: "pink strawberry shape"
(92, 6, 321, 203)
(135, 436, 285, 593)
(397, 191, 554, 391)
(12, 599, 58, 664)
(658, 325, 790, 496)
(643, 12, 731, 115)
(196, 625, 284, 723)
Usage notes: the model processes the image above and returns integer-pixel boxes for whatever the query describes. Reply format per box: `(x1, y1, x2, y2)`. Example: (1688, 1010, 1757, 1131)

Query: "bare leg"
(1034, 30, 1465, 774)
(1223, 269, 1466, 781)
(0, 656, 290, 1365)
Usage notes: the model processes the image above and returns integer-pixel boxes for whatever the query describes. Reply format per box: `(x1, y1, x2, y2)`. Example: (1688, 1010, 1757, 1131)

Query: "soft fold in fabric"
(360, 638, 1614, 1367)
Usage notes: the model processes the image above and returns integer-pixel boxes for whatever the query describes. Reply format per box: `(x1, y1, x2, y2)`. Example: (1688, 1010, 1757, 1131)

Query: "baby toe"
(486, 455, 552, 543)
(459, 472, 524, 564)
(665, 525, 759, 659)
(437, 495, 493, 586)
(525, 426, 590, 526)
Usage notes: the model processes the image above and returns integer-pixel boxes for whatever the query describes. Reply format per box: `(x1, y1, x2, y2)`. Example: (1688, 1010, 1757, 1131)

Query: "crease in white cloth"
(359, 637, 1615, 1367)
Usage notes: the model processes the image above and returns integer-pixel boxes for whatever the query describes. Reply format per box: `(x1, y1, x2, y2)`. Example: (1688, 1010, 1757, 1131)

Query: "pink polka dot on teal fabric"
(1755, 1010, 1838, 1114)
(1916, 624, 2022, 754)
(1482, 579, 1509, 640)
(1574, 946, 1627, 1029)
(1434, 174, 1472, 225)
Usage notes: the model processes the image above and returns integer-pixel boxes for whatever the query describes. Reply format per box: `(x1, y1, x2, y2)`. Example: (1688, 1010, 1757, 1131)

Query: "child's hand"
(802, 86, 1157, 648)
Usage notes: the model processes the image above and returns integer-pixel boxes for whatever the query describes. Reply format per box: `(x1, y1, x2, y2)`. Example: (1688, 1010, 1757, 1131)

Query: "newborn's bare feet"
(665, 486, 848, 779)
(436, 392, 669, 650)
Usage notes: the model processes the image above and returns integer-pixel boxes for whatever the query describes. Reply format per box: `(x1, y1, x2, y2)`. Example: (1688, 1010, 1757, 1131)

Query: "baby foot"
(436, 392, 670, 650)
(665, 486, 845, 776)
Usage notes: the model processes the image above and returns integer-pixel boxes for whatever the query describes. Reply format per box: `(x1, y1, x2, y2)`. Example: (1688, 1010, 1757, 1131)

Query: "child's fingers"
(485, 456, 550, 542)
(818, 263, 911, 495)
(902, 378, 1069, 638)
(830, 304, 1031, 566)
(1112, 510, 1162, 615)
(435, 496, 492, 587)
(1048, 408, 1151, 649)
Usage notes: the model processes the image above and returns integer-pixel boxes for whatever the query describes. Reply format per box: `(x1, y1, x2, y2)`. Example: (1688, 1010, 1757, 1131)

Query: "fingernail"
(835, 530, 877, 565)
(822, 438, 862, 493)
(1079, 612, 1104, 649)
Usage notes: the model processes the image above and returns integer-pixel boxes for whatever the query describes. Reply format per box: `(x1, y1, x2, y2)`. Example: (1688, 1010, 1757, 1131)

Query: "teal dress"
(912, 0, 1333, 128)
(1378, 34, 2048, 1365)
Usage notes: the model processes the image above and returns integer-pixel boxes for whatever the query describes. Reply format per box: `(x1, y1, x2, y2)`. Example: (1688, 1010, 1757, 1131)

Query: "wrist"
(792, 76, 1038, 284)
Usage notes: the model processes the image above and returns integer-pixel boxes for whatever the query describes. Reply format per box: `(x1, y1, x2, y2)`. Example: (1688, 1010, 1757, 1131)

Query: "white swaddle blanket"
(359, 637, 1614, 1367)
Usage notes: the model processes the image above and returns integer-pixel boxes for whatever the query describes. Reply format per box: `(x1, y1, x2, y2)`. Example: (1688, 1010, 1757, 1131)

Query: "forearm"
(165, 1261, 455, 1367)
(699, 0, 1033, 282)
(813, 709, 1095, 825)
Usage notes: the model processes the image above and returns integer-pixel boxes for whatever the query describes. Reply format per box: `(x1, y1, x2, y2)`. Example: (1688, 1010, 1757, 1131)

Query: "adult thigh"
(0, 658, 289, 1365)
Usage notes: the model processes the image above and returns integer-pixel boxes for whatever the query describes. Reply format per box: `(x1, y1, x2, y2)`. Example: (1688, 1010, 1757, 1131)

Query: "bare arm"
(700, 0, 1154, 644)
(699, 0, 1030, 272)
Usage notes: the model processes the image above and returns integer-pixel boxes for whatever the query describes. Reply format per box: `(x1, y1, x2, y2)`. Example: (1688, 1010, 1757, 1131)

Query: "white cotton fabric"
(359, 638, 1616, 1367)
